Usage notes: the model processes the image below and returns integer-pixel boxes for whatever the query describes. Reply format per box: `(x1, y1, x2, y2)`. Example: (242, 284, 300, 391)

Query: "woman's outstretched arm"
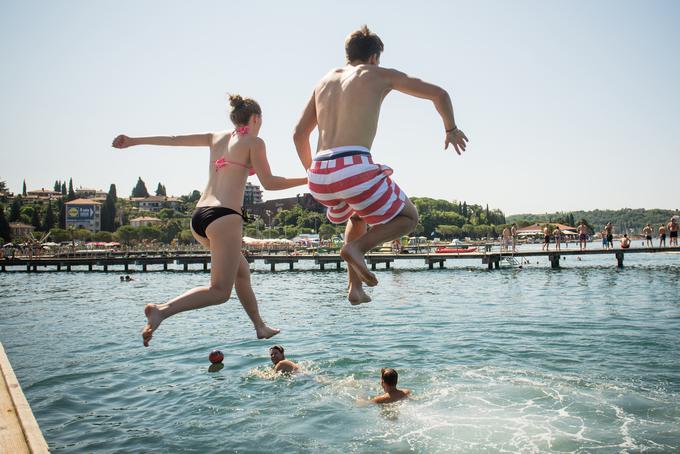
(250, 138, 307, 190)
(112, 133, 213, 149)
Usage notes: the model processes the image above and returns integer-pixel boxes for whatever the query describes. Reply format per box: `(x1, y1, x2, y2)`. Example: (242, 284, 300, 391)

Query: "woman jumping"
(113, 95, 307, 346)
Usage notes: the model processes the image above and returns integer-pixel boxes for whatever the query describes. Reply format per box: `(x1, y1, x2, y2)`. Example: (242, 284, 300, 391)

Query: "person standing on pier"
(553, 226, 562, 251)
(113, 95, 307, 346)
(293, 25, 468, 304)
(542, 224, 551, 251)
(577, 221, 588, 251)
(501, 226, 511, 252)
(604, 222, 614, 250)
(642, 223, 653, 247)
(511, 223, 518, 252)
(659, 223, 667, 247)
(668, 217, 678, 247)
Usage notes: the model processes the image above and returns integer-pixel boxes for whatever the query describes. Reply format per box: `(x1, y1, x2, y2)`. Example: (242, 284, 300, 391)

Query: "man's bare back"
(314, 65, 391, 150)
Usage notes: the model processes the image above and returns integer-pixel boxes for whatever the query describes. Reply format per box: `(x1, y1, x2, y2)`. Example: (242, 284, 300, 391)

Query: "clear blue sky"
(1, 0, 679, 214)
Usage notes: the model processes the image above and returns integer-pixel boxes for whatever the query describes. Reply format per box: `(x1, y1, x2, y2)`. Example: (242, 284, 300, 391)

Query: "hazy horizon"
(2, 1, 679, 214)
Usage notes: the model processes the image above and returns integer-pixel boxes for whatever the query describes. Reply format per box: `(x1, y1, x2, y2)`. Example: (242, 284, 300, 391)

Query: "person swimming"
(269, 345, 299, 374)
(370, 368, 411, 404)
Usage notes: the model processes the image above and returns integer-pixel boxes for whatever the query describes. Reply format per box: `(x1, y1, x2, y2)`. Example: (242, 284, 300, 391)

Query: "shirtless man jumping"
(293, 25, 468, 304)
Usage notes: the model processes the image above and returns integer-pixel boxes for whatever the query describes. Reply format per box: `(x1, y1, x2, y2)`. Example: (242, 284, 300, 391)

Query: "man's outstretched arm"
(293, 92, 318, 170)
(385, 69, 469, 155)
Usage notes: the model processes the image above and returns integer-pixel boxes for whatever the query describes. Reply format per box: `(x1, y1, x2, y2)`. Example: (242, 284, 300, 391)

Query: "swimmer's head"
(345, 25, 384, 65)
(381, 368, 398, 388)
(120, 276, 124, 281)
(228, 94, 262, 127)
(269, 345, 285, 364)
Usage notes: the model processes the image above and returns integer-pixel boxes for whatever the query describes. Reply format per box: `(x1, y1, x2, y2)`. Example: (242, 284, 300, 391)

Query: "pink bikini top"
(214, 126, 256, 175)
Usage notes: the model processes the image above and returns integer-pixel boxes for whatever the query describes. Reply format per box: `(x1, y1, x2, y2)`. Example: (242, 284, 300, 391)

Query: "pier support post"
(183, 263, 188, 271)
(371, 262, 376, 271)
(1, 265, 4, 272)
(271, 263, 276, 272)
(550, 254, 560, 269)
(103, 264, 108, 272)
(66, 264, 71, 271)
(57, 264, 61, 271)
(27, 264, 31, 272)
(320, 263, 325, 270)
(289, 262, 294, 271)
(615, 252, 624, 268)
(336, 262, 341, 270)
(163, 263, 168, 271)
(203, 262, 208, 271)
(142, 264, 147, 272)
(494, 260, 500, 269)
(124, 263, 129, 272)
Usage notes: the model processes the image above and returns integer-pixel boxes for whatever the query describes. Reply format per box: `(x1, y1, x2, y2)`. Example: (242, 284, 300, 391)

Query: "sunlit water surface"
(1, 250, 679, 453)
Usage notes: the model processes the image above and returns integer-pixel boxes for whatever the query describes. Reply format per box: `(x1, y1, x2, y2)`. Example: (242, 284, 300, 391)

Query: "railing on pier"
(2, 246, 680, 273)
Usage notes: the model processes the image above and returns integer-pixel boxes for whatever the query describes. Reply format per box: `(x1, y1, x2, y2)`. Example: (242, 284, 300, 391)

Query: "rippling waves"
(1, 253, 679, 452)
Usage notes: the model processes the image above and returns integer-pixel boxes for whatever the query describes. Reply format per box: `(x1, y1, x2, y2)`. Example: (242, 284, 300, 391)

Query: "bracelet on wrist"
(445, 126, 459, 133)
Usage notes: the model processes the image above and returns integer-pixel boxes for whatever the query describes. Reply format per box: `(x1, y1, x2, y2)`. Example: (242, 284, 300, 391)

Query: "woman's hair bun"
(228, 94, 245, 108)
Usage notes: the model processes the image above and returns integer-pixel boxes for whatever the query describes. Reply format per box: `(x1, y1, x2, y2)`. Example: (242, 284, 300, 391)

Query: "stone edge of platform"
(0, 342, 49, 453)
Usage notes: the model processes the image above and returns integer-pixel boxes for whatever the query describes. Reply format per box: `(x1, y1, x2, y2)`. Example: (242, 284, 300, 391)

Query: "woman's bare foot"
(142, 304, 163, 347)
(340, 243, 378, 287)
(256, 324, 280, 339)
(348, 285, 372, 305)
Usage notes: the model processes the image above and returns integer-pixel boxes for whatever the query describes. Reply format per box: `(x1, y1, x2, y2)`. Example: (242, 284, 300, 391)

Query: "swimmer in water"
(371, 368, 411, 404)
(113, 94, 307, 347)
(269, 345, 299, 374)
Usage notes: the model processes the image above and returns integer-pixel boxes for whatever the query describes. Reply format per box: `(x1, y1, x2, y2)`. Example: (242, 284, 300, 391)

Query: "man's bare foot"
(340, 243, 378, 287)
(348, 286, 372, 305)
(256, 325, 280, 339)
(142, 304, 163, 347)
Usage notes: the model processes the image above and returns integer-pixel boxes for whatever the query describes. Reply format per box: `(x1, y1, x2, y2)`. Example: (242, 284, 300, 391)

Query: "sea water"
(1, 251, 679, 453)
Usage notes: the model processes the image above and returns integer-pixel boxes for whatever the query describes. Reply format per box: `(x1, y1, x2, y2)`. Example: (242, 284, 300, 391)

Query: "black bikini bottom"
(191, 206, 248, 238)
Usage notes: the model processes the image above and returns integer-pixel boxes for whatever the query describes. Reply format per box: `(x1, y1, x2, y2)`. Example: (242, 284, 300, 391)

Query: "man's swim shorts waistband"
(313, 145, 370, 161)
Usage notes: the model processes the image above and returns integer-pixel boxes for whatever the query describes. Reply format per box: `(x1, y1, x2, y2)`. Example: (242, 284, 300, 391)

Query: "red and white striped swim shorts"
(307, 146, 407, 226)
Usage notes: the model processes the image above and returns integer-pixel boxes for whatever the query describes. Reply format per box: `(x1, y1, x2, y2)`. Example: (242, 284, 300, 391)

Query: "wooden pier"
(0, 343, 49, 453)
(1, 246, 679, 273)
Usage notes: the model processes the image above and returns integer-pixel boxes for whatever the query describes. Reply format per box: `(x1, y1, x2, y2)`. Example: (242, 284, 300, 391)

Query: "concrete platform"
(0, 343, 49, 453)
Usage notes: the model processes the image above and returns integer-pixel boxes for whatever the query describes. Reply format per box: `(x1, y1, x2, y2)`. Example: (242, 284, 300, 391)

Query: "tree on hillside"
(43, 202, 55, 231)
(22, 180, 27, 196)
(30, 207, 41, 230)
(57, 198, 66, 229)
(61, 181, 67, 195)
(0, 208, 11, 242)
(53, 180, 61, 192)
(132, 177, 150, 198)
(155, 183, 167, 196)
(182, 190, 201, 203)
(9, 198, 22, 222)
(67, 178, 76, 201)
(101, 184, 117, 232)
(0, 181, 7, 193)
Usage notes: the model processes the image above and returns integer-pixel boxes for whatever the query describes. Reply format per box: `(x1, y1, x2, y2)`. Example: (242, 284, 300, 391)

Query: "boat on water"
(435, 239, 477, 254)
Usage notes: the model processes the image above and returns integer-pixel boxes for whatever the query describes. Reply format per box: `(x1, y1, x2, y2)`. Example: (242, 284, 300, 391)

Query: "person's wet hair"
(269, 345, 284, 355)
(228, 94, 262, 126)
(381, 368, 398, 387)
(345, 25, 384, 63)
